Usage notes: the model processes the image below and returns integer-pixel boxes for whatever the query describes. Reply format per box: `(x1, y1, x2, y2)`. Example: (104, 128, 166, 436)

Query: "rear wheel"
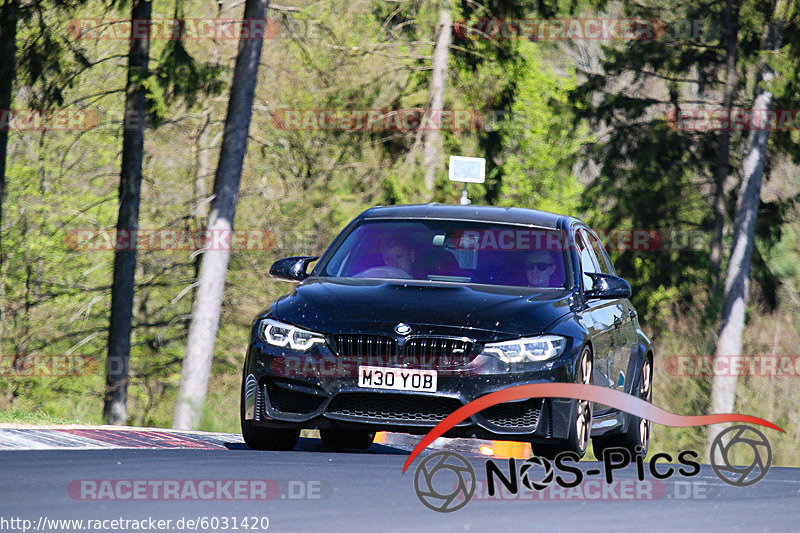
(320, 430, 375, 450)
(531, 346, 593, 459)
(592, 355, 652, 459)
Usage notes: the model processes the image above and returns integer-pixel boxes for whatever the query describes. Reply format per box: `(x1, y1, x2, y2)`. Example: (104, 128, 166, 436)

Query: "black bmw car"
(241, 204, 654, 458)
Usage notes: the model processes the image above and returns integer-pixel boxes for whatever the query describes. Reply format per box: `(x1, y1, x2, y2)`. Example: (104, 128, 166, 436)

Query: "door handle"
(613, 316, 622, 329)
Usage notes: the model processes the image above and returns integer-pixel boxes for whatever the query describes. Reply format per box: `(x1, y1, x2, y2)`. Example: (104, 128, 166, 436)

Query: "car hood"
(270, 277, 574, 342)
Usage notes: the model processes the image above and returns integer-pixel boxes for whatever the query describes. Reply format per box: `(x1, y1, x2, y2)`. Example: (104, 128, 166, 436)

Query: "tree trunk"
(422, 5, 451, 198)
(103, 0, 152, 425)
(707, 3, 783, 456)
(189, 4, 224, 300)
(190, 109, 213, 282)
(173, 0, 270, 430)
(193, 109, 214, 221)
(0, 0, 19, 348)
(709, 0, 740, 302)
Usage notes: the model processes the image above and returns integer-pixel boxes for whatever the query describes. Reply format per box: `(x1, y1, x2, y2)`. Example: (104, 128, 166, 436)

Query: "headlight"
(258, 319, 326, 351)
(480, 335, 567, 363)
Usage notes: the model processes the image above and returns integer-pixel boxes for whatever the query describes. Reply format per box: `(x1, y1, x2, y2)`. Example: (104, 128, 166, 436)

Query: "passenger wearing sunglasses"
(525, 251, 557, 287)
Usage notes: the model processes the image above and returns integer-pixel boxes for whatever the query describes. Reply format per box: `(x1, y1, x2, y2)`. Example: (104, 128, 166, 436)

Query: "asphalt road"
(2, 436, 799, 533)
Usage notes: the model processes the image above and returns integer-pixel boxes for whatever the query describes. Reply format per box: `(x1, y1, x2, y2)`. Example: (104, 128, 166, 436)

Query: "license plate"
(357, 366, 437, 392)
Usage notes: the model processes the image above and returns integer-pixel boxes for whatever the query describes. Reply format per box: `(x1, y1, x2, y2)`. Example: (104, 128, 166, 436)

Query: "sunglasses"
(526, 261, 554, 272)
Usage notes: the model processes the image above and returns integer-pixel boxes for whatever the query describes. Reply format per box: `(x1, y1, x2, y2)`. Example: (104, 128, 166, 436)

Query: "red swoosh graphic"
(401, 383, 783, 473)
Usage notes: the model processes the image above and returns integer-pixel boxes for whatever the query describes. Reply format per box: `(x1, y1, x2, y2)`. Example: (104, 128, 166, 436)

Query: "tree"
(496, 41, 584, 214)
(0, 0, 18, 349)
(100, 0, 225, 425)
(422, 4, 451, 197)
(103, 0, 153, 425)
(709, 0, 741, 300)
(0, 0, 19, 272)
(451, 0, 529, 205)
(0, 0, 96, 343)
(569, 0, 796, 326)
(707, 0, 787, 454)
(173, 0, 270, 429)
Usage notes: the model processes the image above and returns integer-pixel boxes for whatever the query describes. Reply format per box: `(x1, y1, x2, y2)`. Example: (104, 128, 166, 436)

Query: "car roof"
(359, 203, 577, 230)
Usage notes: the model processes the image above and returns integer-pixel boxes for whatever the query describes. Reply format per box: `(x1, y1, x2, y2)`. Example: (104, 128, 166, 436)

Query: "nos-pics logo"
(413, 424, 772, 512)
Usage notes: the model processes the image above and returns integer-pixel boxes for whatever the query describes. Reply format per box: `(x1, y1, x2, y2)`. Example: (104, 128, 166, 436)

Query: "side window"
(587, 231, 613, 275)
(576, 229, 600, 290)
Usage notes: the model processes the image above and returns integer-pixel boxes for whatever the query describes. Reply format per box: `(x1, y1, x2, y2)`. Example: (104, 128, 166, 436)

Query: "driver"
(380, 237, 416, 276)
(525, 251, 557, 287)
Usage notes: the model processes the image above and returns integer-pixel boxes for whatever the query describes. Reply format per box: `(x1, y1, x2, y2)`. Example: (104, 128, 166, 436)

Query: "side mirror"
(584, 273, 631, 300)
(269, 256, 319, 282)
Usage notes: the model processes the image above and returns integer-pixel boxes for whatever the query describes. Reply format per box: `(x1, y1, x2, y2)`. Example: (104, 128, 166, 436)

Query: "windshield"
(318, 220, 569, 289)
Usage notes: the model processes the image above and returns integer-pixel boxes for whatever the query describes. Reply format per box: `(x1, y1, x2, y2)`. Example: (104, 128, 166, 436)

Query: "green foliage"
(14, 0, 96, 108)
(764, 223, 798, 279)
(495, 41, 585, 214)
(0, 408, 92, 425)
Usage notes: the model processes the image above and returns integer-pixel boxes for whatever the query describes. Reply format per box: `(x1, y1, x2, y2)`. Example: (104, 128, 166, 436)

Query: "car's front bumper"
(242, 334, 582, 443)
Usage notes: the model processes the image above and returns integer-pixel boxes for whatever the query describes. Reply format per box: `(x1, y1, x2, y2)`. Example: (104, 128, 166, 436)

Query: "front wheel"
(240, 367, 300, 451)
(241, 420, 300, 451)
(592, 355, 652, 459)
(531, 346, 593, 459)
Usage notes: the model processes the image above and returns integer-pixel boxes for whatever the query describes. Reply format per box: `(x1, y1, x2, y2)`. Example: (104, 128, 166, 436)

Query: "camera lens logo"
(519, 456, 554, 491)
(413, 451, 475, 513)
(710, 425, 772, 487)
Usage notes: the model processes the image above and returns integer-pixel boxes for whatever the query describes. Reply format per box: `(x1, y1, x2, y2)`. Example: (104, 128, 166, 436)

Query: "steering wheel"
(353, 266, 413, 279)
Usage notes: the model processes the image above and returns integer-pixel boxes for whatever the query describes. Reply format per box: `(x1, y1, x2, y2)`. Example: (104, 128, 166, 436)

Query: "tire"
(531, 346, 593, 460)
(320, 430, 375, 450)
(241, 420, 300, 451)
(240, 368, 300, 451)
(592, 354, 652, 459)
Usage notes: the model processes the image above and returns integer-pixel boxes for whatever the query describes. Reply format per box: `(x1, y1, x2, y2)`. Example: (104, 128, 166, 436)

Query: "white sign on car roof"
(448, 156, 485, 183)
